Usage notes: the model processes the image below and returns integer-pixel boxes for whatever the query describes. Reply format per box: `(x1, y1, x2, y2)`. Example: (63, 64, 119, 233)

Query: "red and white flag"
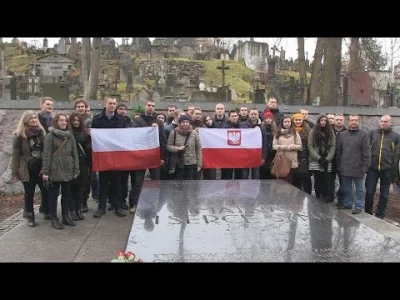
(91, 127, 160, 172)
(199, 128, 262, 168)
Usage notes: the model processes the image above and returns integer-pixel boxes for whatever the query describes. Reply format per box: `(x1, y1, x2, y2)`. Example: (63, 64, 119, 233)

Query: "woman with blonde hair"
(11, 110, 48, 227)
(42, 113, 80, 229)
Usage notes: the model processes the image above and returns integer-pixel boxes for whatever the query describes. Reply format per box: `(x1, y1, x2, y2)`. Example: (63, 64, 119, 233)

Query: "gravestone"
(126, 180, 400, 262)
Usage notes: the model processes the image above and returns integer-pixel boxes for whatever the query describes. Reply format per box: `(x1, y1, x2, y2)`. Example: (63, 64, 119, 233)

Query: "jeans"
(341, 176, 364, 209)
(91, 172, 99, 198)
(335, 172, 345, 204)
(23, 172, 49, 214)
(364, 169, 391, 217)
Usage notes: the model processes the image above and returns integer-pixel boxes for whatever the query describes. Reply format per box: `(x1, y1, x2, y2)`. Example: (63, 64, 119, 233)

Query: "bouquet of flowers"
(111, 250, 144, 263)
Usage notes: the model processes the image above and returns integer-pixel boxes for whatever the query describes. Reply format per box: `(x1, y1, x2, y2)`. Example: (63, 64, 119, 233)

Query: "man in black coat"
(91, 96, 127, 218)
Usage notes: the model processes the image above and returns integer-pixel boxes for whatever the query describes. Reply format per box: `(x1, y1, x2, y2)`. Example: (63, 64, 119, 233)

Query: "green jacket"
(42, 129, 79, 182)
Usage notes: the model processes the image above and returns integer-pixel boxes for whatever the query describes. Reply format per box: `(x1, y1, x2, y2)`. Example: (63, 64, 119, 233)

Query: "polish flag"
(91, 127, 160, 172)
(199, 128, 262, 168)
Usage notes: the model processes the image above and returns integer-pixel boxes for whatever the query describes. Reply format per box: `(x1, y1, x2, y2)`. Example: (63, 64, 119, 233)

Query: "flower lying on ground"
(111, 250, 144, 263)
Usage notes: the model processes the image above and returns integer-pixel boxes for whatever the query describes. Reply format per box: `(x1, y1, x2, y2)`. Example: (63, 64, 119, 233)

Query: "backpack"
(271, 151, 292, 178)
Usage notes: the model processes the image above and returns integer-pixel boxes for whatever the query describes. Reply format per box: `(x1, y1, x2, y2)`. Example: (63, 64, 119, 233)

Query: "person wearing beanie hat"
(178, 114, 191, 123)
(291, 113, 312, 194)
(167, 114, 202, 180)
(264, 110, 274, 120)
(307, 113, 336, 202)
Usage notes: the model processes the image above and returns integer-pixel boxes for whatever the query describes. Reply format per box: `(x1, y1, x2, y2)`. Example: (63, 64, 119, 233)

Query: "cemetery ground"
(1, 189, 400, 226)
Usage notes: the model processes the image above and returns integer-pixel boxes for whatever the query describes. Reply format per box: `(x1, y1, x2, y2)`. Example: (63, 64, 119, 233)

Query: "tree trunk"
(349, 38, 361, 72)
(321, 38, 342, 106)
(308, 38, 328, 105)
(297, 38, 308, 103)
(81, 38, 91, 95)
(85, 38, 102, 101)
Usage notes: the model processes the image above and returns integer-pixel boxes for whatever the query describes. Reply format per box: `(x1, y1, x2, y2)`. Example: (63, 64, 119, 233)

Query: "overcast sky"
(2, 37, 399, 67)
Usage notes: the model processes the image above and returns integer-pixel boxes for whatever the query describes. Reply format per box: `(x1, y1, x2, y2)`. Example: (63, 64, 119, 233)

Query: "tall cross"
(217, 60, 230, 87)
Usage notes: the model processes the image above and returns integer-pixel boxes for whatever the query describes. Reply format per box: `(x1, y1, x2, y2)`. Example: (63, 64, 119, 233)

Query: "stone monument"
(126, 180, 400, 262)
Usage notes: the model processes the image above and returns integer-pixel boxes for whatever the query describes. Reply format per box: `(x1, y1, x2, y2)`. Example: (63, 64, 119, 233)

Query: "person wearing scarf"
(42, 113, 80, 230)
(12, 110, 49, 227)
(291, 113, 312, 194)
(272, 116, 302, 184)
(307, 113, 336, 202)
(167, 115, 202, 180)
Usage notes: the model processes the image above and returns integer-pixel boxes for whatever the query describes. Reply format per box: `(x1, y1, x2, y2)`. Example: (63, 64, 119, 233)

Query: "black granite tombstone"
(126, 180, 400, 262)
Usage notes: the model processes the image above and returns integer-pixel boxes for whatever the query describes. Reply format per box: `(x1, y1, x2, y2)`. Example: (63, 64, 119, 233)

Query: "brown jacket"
(11, 134, 44, 182)
(272, 132, 302, 168)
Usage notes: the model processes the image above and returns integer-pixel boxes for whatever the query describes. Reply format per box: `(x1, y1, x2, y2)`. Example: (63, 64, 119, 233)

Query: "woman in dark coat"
(68, 112, 91, 221)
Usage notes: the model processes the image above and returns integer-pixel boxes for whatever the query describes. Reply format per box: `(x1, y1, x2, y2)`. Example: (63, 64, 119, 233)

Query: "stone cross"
(217, 60, 230, 87)
(271, 45, 279, 58)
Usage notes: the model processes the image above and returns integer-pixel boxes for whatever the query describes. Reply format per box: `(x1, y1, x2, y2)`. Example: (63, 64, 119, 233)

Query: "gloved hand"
(318, 157, 327, 164)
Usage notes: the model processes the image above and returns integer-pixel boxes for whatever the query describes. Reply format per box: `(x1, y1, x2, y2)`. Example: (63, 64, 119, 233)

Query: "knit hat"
(264, 110, 273, 119)
(291, 113, 304, 121)
(316, 113, 327, 122)
(178, 115, 191, 123)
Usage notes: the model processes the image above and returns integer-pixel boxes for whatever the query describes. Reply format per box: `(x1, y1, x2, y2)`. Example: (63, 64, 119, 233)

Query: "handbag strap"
(77, 142, 86, 157)
(52, 139, 67, 157)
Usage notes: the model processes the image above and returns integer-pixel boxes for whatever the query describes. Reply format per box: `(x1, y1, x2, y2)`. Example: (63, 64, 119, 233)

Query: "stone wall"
(138, 59, 205, 82)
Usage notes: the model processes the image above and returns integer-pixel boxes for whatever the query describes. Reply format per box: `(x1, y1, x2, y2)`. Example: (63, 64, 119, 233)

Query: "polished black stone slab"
(126, 180, 400, 262)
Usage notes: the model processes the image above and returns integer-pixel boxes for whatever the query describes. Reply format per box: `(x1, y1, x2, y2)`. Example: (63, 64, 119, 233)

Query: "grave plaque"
(126, 180, 400, 262)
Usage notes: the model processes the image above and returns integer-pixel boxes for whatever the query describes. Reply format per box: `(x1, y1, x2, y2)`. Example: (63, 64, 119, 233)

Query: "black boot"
(76, 210, 85, 220)
(28, 213, 35, 227)
(82, 199, 88, 213)
(51, 217, 64, 230)
(70, 211, 79, 221)
(62, 213, 76, 226)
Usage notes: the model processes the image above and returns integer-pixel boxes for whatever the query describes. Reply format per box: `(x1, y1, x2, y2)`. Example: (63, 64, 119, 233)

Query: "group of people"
(11, 94, 400, 230)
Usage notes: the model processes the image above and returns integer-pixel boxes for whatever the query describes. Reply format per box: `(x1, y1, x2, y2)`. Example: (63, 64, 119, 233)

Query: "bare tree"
(81, 38, 91, 93)
(321, 38, 342, 106)
(297, 38, 307, 103)
(349, 38, 361, 72)
(309, 38, 328, 104)
(83, 38, 102, 101)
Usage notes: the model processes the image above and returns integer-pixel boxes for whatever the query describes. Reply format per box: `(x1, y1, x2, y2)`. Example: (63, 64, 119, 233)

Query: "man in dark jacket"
(108, 103, 132, 211)
(336, 114, 371, 214)
(242, 108, 263, 179)
(91, 96, 127, 218)
(129, 99, 166, 214)
(301, 108, 315, 129)
(222, 110, 249, 180)
(37, 97, 53, 215)
(332, 114, 347, 206)
(204, 103, 227, 180)
(364, 114, 400, 219)
(263, 96, 284, 126)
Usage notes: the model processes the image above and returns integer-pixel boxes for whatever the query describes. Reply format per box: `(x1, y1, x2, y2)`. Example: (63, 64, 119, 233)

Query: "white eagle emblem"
(227, 130, 241, 146)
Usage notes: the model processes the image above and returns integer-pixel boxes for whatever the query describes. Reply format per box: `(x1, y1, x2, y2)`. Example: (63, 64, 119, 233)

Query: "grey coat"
(167, 129, 202, 168)
(336, 128, 371, 177)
